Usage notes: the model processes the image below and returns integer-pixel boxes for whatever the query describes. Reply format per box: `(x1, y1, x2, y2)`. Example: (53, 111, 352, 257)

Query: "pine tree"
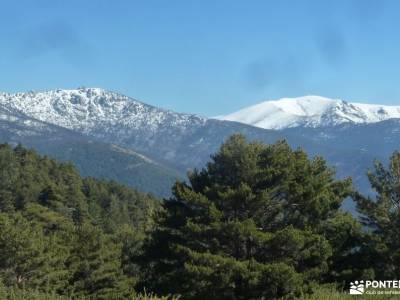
(355, 151, 400, 279)
(140, 134, 354, 299)
(66, 223, 132, 299)
(0, 213, 68, 291)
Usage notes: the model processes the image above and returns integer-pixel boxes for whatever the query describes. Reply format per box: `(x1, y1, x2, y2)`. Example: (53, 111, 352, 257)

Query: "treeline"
(0, 136, 399, 299)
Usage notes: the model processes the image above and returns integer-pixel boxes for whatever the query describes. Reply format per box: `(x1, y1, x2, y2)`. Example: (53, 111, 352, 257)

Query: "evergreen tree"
(0, 145, 18, 212)
(140, 135, 354, 299)
(66, 223, 132, 299)
(0, 213, 68, 291)
(355, 151, 400, 279)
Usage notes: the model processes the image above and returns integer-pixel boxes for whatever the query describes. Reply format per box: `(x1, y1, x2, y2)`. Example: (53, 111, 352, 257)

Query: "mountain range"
(2, 88, 400, 210)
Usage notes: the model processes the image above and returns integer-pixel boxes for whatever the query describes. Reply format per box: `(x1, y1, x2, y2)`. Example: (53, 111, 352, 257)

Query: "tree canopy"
(140, 135, 358, 299)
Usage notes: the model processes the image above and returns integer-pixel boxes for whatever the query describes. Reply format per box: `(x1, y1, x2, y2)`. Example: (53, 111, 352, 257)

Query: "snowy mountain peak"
(0, 88, 206, 135)
(217, 96, 400, 130)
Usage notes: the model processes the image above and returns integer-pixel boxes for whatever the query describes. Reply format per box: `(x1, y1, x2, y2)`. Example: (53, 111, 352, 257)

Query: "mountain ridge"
(0, 87, 207, 134)
(217, 95, 400, 129)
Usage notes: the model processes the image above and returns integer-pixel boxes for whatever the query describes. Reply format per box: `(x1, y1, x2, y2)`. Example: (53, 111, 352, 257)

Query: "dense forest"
(0, 135, 399, 299)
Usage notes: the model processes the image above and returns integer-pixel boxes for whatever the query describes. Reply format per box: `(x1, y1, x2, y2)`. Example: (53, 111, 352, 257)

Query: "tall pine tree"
(355, 151, 400, 279)
(140, 135, 355, 299)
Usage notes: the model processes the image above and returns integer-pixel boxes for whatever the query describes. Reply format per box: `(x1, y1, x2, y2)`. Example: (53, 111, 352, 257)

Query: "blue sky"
(1, 0, 399, 116)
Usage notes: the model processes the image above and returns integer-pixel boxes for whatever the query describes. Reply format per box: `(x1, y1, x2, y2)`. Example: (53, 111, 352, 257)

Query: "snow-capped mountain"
(217, 95, 400, 130)
(0, 88, 214, 168)
(0, 87, 206, 135)
(0, 87, 216, 171)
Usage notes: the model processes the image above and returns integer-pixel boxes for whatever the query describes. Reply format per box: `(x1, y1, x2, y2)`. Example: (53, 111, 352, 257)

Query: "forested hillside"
(0, 144, 163, 299)
(1, 138, 400, 299)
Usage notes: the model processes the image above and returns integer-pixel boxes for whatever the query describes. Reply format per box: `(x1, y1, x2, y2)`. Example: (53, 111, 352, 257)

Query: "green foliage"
(0, 283, 70, 300)
(0, 143, 160, 298)
(66, 223, 132, 299)
(0, 144, 159, 230)
(0, 213, 68, 290)
(3, 137, 400, 299)
(355, 151, 400, 279)
(322, 212, 365, 284)
(0, 283, 179, 300)
(141, 134, 356, 299)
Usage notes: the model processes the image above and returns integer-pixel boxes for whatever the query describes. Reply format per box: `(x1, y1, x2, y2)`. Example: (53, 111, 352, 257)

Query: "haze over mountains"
(2, 88, 400, 208)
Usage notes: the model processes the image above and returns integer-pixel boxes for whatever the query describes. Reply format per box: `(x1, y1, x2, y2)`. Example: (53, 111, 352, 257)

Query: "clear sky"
(1, 0, 400, 116)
